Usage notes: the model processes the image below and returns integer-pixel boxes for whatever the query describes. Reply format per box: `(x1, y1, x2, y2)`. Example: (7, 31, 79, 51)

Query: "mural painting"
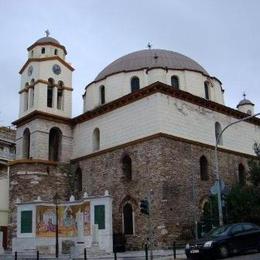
(36, 202, 90, 237)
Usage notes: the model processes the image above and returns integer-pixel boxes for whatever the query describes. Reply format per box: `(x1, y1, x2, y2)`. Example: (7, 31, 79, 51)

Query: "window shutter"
(21, 210, 33, 233)
(94, 205, 105, 229)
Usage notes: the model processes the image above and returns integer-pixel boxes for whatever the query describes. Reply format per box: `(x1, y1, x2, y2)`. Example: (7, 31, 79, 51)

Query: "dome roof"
(35, 36, 60, 45)
(95, 49, 209, 81)
(237, 98, 254, 107)
(28, 36, 67, 55)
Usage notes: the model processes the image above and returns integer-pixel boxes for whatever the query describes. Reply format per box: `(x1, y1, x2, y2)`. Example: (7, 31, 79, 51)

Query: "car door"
(229, 224, 247, 252)
(242, 223, 260, 249)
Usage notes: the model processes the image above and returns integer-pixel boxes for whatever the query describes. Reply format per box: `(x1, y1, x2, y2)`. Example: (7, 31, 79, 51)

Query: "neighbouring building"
(8, 34, 260, 250)
(0, 126, 16, 249)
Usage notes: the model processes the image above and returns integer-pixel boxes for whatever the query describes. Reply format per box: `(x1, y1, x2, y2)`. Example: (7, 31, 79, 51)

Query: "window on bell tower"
(41, 47, 45, 54)
(57, 81, 64, 110)
(24, 83, 29, 111)
(47, 78, 54, 108)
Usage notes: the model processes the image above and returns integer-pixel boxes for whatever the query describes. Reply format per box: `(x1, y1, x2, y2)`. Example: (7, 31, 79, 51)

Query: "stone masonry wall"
(8, 162, 70, 247)
(77, 135, 249, 249)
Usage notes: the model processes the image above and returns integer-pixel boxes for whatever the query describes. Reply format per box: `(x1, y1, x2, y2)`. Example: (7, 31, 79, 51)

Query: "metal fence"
(0, 243, 186, 260)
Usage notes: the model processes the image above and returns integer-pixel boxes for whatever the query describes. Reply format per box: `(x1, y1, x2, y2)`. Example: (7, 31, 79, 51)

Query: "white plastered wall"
(28, 45, 65, 60)
(19, 60, 72, 118)
(74, 93, 260, 159)
(73, 94, 161, 159)
(16, 119, 72, 161)
(83, 69, 224, 112)
(13, 195, 113, 253)
(157, 94, 260, 155)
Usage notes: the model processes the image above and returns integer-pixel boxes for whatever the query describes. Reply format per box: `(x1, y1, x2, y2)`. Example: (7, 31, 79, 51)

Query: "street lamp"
(53, 192, 60, 258)
(214, 112, 260, 226)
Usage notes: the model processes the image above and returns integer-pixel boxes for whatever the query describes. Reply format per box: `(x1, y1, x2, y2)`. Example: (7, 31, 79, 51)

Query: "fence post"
(145, 243, 148, 260)
(173, 241, 176, 259)
(84, 248, 87, 260)
(15, 251, 17, 260)
(37, 250, 39, 260)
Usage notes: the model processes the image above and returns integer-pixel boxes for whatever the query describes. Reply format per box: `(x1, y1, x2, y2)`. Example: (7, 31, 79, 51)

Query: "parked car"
(185, 223, 260, 259)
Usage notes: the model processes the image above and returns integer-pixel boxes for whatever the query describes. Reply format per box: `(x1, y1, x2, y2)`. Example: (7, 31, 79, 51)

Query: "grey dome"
(95, 49, 209, 81)
(36, 36, 60, 45)
(237, 98, 254, 107)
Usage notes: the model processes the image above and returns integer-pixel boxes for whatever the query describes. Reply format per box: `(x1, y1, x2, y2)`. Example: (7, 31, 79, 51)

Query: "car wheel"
(218, 245, 229, 259)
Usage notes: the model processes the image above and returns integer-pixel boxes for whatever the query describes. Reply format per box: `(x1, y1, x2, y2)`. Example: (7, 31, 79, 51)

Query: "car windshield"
(206, 225, 230, 237)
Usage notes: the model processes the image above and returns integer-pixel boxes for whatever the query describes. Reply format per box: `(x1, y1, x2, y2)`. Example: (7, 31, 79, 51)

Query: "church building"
(8, 35, 260, 249)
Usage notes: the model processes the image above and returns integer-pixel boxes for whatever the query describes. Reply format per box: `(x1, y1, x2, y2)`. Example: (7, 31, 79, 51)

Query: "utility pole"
(148, 191, 153, 260)
(214, 112, 260, 226)
(140, 191, 154, 260)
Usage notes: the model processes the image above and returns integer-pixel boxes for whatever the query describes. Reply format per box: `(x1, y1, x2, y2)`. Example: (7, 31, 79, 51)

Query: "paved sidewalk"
(0, 249, 186, 259)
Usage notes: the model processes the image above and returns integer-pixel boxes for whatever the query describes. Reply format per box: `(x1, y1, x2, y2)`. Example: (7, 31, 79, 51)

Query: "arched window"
(75, 167, 83, 192)
(100, 85, 105, 105)
(200, 156, 209, 181)
(238, 163, 246, 186)
(30, 79, 35, 108)
(123, 203, 134, 235)
(47, 78, 54, 108)
(204, 81, 210, 100)
(41, 47, 45, 54)
(247, 110, 252, 115)
(215, 122, 223, 145)
(24, 90, 29, 111)
(54, 49, 58, 55)
(122, 155, 132, 180)
(57, 81, 64, 110)
(92, 128, 100, 151)
(30, 87, 34, 108)
(23, 128, 30, 159)
(131, 77, 140, 92)
(171, 76, 179, 89)
(49, 127, 62, 161)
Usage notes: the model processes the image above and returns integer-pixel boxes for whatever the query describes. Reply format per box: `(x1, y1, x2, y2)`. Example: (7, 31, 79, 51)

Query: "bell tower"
(18, 31, 74, 119)
(13, 32, 73, 162)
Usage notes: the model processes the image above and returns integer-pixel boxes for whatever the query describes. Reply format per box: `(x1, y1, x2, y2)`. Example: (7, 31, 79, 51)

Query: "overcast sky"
(0, 0, 259, 126)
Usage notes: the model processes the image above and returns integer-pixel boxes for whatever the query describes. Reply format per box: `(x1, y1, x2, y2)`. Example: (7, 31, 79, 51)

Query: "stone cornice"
(9, 159, 58, 166)
(19, 56, 74, 74)
(12, 111, 72, 127)
(27, 41, 67, 55)
(19, 79, 73, 94)
(73, 81, 260, 126)
(71, 132, 256, 163)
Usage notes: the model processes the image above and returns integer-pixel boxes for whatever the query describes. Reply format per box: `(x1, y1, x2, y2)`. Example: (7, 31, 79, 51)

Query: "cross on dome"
(45, 29, 50, 37)
(243, 92, 246, 99)
(147, 42, 152, 49)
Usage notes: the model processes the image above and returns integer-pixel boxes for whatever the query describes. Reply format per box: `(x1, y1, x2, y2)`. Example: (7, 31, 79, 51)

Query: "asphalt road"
(225, 252, 260, 260)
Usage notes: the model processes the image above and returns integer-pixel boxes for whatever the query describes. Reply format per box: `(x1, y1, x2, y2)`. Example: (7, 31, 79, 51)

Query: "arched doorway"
(123, 203, 134, 235)
(49, 127, 62, 161)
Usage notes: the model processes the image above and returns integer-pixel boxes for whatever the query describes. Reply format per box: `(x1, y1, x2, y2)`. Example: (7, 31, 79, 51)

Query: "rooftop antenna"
(147, 42, 152, 49)
(45, 29, 50, 37)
